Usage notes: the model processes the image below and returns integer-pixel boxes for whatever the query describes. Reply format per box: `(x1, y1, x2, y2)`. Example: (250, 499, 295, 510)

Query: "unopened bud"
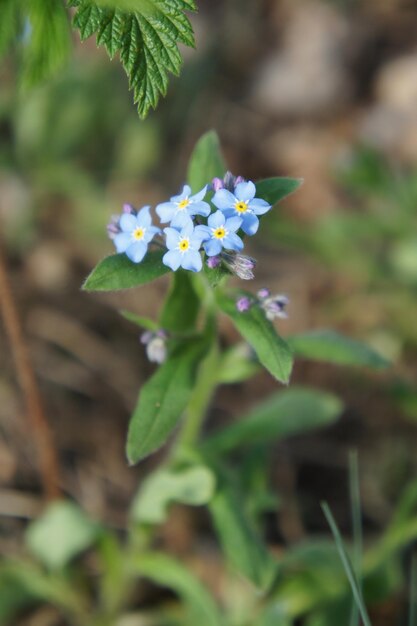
(236, 296, 252, 312)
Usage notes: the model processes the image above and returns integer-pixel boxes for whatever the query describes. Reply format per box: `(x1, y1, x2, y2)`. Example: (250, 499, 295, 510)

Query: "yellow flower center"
(213, 227, 226, 239)
(178, 238, 190, 252)
(133, 227, 145, 240)
(178, 198, 190, 210)
(235, 201, 248, 213)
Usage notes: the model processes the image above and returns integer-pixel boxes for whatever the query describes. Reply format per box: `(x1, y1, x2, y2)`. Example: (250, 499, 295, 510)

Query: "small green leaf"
(255, 177, 303, 206)
(217, 293, 293, 384)
(159, 271, 200, 332)
(120, 310, 159, 330)
(83, 250, 169, 291)
(187, 130, 226, 193)
(126, 336, 208, 464)
(25, 501, 99, 569)
(204, 387, 343, 452)
(288, 330, 390, 369)
(209, 470, 276, 589)
(130, 552, 223, 626)
(217, 343, 260, 384)
(132, 465, 215, 524)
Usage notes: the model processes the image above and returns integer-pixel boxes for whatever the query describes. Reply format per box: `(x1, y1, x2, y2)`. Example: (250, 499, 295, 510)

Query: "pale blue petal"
(171, 211, 193, 229)
(143, 227, 160, 243)
(163, 249, 181, 271)
(136, 205, 152, 227)
(208, 210, 225, 228)
(241, 213, 259, 235)
(190, 185, 207, 203)
(119, 213, 137, 232)
(204, 239, 222, 256)
(114, 232, 131, 253)
(181, 220, 195, 238)
(164, 227, 181, 249)
(181, 250, 202, 272)
(194, 225, 211, 241)
(212, 189, 237, 210)
(189, 201, 210, 217)
(171, 184, 191, 202)
(222, 208, 235, 219)
(126, 241, 147, 263)
(249, 198, 271, 215)
(235, 181, 256, 202)
(225, 216, 242, 232)
(156, 202, 176, 223)
(223, 232, 244, 251)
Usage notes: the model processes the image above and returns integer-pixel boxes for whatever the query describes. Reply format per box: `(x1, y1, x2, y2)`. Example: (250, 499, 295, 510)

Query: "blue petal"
(189, 201, 210, 217)
(225, 216, 242, 232)
(119, 213, 137, 232)
(136, 205, 152, 227)
(181, 220, 195, 238)
(212, 189, 237, 210)
(222, 208, 235, 219)
(204, 239, 222, 256)
(164, 227, 181, 249)
(208, 210, 225, 228)
(181, 250, 202, 272)
(171, 211, 193, 229)
(126, 241, 147, 263)
(193, 225, 211, 241)
(114, 232, 131, 253)
(223, 232, 244, 251)
(249, 198, 271, 215)
(171, 184, 191, 202)
(143, 226, 160, 243)
(241, 213, 259, 235)
(163, 249, 181, 271)
(190, 185, 207, 203)
(235, 181, 256, 202)
(156, 202, 176, 223)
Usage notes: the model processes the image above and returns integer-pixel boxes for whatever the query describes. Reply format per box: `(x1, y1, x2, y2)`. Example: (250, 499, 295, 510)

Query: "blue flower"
(113, 206, 160, 263)
(156, 184, 210, 228)
(212, 180, 271, 235)
(196, 211, 243, 257)
(162, 222, 208, 272)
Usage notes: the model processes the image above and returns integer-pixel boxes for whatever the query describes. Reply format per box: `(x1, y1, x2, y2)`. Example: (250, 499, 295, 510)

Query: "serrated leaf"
(187, 130, 226, 193)
(204, 387, 343, 453)
(288, 330, 390, 369)
(255, 177, 303, 206)
(132, 465, 215, 523)
(217, 293, 293, 384)
(159, 271, 200, 332)
(126, 335, 208, 464)
(130, 552, 223, 626)
(82, 250, 169, 291)
(25, 501, 99, 570)
(71, 0, 196, 118)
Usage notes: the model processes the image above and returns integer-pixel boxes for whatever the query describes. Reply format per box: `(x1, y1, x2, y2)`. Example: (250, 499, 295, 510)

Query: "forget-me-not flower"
(163, 222, 208, 272)
(196, 210, 243, 257)
(212, 180, 271, 235)
(156, 184, 210, 229)
(113, 206, 160, 263)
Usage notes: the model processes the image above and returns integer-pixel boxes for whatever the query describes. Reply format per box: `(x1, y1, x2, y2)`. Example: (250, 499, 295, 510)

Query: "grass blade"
(349, 451, 362, 626)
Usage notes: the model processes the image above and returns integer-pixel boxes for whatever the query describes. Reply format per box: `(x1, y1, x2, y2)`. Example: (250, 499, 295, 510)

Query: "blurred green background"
(1, 0, 417, 624)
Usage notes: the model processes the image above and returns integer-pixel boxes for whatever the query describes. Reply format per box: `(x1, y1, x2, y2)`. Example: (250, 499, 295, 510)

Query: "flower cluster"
(236, 289, 289, 320)
(107, 173, 272, 277)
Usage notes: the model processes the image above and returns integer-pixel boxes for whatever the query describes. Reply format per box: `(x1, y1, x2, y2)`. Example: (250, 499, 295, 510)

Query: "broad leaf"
(83, 250, 169, 291)
(132, 465, 215, 523)
(159, 271, 200, 332)
(255, 177, 303, 206)
(187, 130, 226, 193)
(217, 293, 293, 383)
(204, 387, 343, 453)
(126, 336, 208, 464)
(70, 0, 196, 118)
(130, 552, 223, 626)
(25, 501, 99, 569)
(288, 330, 390, 369)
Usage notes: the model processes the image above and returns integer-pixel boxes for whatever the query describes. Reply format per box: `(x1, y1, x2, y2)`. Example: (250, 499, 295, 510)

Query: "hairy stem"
(0, 239, 61, 500)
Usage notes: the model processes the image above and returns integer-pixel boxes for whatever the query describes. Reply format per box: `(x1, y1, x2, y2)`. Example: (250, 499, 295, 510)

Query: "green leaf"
(82, 250, 169, 291)
(126, 336, 208, 464)
(120, 310, 159, 330)
(159, 271, 200, 332)
(22, 0, 71, 88)
(132, 465, 215, 523)
(209, 469, 276, 589)
(25, 501, 99, 569)
(0, 0, 19, 59)
(204, 387, 343, 453)
(217, 293, 293, 384)
(187, 130, 226, 193)
(216, 343, 261, 384)
(255, 177, 303, 206)
(288, 330, 390, 369)
(130, 552, 223, 626)
(70, 0, 196, 119)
